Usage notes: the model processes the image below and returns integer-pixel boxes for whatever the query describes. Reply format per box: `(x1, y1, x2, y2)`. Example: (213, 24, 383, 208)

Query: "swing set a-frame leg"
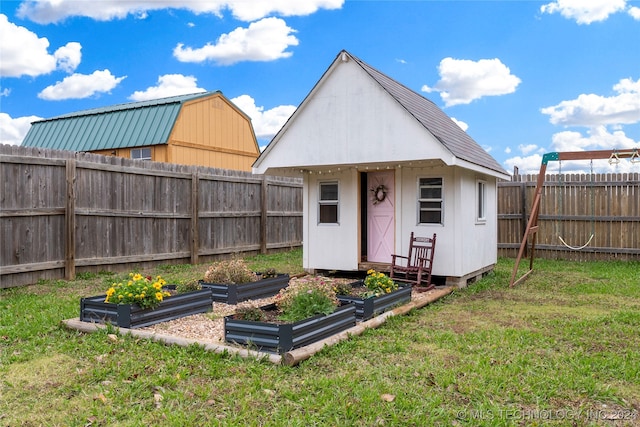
(509, 148, 639, 287)
(509, 162, 547, 287)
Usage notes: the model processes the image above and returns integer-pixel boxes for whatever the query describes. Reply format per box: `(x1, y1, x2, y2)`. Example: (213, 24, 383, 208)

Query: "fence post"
(190, 172, 199, 265)
(261, 175, 268, 254)
(65, 159, 76, 280)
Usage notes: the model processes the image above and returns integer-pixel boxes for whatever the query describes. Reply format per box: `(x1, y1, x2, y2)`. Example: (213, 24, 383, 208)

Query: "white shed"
(253, 50, 510, 286)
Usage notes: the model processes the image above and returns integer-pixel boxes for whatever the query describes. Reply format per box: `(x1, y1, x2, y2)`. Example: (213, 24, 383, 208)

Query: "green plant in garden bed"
(232, 276, 340, 322)
(363, 269, 398, 297)
(275, 278, 339, 322)
(104, 273, 171, 309)
(2, 253, 640, 426)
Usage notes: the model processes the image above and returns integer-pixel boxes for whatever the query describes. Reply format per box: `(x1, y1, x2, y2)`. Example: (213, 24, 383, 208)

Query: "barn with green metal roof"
(21, 91, 260, 172)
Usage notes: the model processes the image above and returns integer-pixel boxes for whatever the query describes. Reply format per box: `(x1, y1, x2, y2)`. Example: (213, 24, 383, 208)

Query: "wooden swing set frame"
(509, 148, 640, 287)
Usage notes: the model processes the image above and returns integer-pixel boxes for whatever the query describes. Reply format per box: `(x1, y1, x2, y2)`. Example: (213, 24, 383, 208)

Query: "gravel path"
(140, 296, 277, 343)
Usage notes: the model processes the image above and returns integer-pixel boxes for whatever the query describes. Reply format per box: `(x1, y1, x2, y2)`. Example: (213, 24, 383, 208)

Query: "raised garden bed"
(199, 274, 290, 304)
(336, 281, 412, 321)
(80, 285, 214, 329)
(224, 303, 356, 354)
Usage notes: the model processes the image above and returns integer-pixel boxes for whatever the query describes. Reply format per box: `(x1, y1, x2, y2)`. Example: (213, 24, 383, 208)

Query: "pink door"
(367, 171, 395, 263)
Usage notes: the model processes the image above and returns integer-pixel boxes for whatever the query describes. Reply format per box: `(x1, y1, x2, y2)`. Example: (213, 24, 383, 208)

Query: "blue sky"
(1, 0, 639, 174)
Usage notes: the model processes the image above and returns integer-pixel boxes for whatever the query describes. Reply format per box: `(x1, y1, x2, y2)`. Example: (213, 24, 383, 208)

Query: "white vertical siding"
(304, 169, 360, 271)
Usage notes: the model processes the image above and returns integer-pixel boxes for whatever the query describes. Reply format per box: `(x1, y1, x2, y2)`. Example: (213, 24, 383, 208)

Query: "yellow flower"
(155, 292, 164, 301)
(132, 273, 144, 281)
(153, 282, 162, 290)
(367, 269, 375, 275)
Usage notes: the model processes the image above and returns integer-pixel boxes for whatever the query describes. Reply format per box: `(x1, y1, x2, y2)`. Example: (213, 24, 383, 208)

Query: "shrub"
(175, 281, 202, 294)
(234, 306, 266, 322)
(204, 259, 258, 284)
(275, 277, 338, 322)
(261, 268, 278, 279)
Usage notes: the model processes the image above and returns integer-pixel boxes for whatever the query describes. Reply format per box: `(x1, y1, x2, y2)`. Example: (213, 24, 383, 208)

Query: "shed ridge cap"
(40, 91, 215, 122)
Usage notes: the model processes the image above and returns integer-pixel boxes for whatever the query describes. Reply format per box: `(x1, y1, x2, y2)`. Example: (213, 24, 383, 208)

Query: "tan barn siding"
(169, 94, 259, 171)
(168, 144, 255, 172)
(87, 93, 258, 171)
(93, 146, 167, 162)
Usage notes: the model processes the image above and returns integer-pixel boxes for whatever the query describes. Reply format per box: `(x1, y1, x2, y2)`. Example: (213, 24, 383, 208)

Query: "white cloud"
(38, 69, 126, 100)
(422, 57, 521, 107)
(129, 74, 206, 101)
(550, 126, 638, 152)
(629, 6, 640, 20)
(174, 17, 298, 65)
(541, 78, 640, 127)
(503, 154, 543, 175)
(518, 144, 540, 155)
(54, 42, 82, 73)
(231, 94, 295, 140)
(0, 113, 42, 145)
(504, 147, 511, 154)
(17, 0, 344, 24)
(0, 14, 81, 77)
(504, 127, 640, 174)
(228, 0, 344, 22)
(540, 0, 627, 24)
(450, 117, 468, 131)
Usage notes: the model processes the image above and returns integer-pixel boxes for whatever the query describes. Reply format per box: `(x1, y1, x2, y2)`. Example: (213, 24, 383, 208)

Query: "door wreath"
(370, 184, 388, 205)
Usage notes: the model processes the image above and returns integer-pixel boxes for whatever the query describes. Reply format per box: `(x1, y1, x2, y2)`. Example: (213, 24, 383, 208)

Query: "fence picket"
(1, 145, 302, 288)
(498, 173, 640, 261)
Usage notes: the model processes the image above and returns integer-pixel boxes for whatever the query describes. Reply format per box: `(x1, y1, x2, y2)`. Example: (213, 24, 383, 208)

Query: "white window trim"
(131, 147, 151, 160)
(417, 177, 444, 226)
(476, 179, 487, 223)
(318, 181, 339, 225)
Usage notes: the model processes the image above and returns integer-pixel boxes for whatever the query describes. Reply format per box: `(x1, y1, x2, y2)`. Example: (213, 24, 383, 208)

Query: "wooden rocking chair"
(390, 232, 436, 291)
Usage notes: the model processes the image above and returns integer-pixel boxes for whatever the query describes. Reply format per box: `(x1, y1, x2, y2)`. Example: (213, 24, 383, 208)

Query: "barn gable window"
(319, 181, 339, 224)
(418, 177, 443, 225)
(131, 147, 151, 160)
(476, 179, 487, 223)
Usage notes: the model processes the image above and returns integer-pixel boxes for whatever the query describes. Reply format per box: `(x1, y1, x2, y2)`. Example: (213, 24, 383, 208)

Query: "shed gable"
(255, 55, 453, 172)
(254, 50, 508, 179)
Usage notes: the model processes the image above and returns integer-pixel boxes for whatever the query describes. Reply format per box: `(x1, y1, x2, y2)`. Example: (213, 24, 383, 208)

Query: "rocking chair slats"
(390, 232, 436, 290)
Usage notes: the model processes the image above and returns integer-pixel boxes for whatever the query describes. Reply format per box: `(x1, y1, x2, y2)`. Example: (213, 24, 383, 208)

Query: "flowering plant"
(364, 269, 398, 297)
(203, 259, 258, 284)
(275, 276, 339, 322)
(105, 273, 170, 309)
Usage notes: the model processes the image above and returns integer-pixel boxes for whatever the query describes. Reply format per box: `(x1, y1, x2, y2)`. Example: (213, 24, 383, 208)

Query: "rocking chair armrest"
(391, 254, 409, 265)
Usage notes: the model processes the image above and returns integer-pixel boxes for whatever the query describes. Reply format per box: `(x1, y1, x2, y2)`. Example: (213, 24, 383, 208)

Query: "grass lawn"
(1, 249, 638, 426)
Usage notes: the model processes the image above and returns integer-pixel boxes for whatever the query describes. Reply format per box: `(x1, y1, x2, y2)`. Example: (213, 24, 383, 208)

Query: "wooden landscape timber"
(62, 286, 454, 366)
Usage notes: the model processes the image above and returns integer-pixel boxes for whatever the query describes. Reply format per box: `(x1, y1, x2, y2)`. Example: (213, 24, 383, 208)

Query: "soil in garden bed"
(228, 304, 288, 324)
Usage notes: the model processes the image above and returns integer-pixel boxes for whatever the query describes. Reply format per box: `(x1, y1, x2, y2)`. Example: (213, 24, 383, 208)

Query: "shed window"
(131, 147, 151, 160)
(477, 179, 487, 222)
(319, 182, 339, 224)
(418, 177, 443, 224)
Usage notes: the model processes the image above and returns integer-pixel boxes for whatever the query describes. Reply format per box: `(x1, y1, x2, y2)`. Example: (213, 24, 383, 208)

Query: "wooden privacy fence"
(0, 145, 302, 288)
(498, 173, 640, 261)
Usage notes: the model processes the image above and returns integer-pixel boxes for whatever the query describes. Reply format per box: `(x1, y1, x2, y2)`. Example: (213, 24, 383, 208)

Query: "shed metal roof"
(21, 91, 216, 151)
